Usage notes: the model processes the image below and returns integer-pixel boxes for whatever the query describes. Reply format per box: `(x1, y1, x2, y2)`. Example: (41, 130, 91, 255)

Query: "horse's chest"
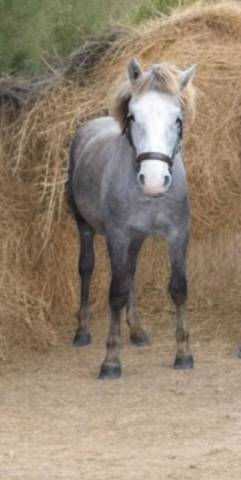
(128, 208, 170, 236)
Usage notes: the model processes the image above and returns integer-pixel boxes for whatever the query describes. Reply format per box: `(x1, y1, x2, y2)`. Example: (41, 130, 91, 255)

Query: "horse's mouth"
(145, 193, 163, 199)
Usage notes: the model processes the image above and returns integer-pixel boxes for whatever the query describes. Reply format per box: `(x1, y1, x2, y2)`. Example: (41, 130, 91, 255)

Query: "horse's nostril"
(164, 175, 170, 187)
(139, 174, 145, 186)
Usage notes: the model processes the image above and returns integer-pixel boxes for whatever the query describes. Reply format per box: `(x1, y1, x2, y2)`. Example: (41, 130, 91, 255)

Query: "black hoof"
(98, 364, 121, 380)
(174, 354, 194, 369)
(130, 330, 150, 347)
(238, 348, 241, 359)
(73, 332, 91, 347)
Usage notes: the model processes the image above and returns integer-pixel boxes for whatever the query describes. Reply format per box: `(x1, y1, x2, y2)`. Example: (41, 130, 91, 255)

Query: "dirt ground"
(1, 310, 241, 480)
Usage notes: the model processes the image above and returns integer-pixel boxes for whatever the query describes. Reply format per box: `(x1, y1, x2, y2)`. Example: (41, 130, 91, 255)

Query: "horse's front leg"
(99, 237, 131, 379)
(168, 229, 193, 369)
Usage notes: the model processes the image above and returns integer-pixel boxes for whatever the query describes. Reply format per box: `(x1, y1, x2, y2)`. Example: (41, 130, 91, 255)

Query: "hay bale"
(64, 28, 129, 80)
(0, 28, 127, 118)
(1, 1, 241, 360)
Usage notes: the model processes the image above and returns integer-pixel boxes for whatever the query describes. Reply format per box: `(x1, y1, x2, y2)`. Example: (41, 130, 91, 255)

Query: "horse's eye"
(128, 114, 135, 122)
(176, 117, 183, 137)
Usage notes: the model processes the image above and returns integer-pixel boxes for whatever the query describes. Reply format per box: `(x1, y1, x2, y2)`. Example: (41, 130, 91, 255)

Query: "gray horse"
(68, 59, 196, 379)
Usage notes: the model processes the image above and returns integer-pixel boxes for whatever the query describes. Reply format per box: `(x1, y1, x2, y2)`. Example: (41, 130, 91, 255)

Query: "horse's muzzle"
(136, 152, 173, 197)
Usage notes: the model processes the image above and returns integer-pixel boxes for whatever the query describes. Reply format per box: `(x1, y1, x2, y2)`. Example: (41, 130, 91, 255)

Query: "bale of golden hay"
(1, 1, 241, 360)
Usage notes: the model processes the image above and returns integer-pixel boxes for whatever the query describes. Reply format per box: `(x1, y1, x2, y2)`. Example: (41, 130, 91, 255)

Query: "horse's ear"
(178, 64, 197, 90)
(128, 58, 143, 82)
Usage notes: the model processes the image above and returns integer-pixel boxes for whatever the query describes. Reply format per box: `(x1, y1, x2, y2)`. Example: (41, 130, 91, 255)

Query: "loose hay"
(1, 1, 241, 359)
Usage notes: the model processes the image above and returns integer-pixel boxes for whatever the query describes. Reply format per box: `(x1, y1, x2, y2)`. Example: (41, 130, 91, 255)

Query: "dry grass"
(1, 1, 241, 360)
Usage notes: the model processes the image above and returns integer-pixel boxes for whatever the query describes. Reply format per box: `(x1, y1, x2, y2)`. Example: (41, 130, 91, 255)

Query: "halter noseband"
(136, 152, 173, 171)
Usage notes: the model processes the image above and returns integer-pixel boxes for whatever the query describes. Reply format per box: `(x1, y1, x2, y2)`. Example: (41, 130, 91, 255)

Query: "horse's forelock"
(111, 63, 196, 128)
(136, 64, 180, 95)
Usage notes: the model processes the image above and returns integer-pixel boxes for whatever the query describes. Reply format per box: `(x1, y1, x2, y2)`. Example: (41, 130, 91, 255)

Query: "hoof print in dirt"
(73, 332, 91, 347)
(98, 364, 121, 379)
(174, 354, 194, 369)
(130, 330, 150, 346)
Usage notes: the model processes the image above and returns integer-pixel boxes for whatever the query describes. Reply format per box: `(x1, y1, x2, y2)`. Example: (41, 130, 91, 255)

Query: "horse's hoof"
(73, 332, 91, 347)
(98, 364, 121, 379)
(130, 330, 150, 346)
(174, 354, 194, 369)
(238, 348, 241, 359)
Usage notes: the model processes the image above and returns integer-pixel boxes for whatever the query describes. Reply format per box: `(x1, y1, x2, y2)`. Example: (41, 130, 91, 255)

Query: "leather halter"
(136, 152, 173, 170)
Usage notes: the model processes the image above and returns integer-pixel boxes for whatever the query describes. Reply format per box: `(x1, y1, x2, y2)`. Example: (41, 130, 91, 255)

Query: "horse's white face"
(126, 59, 196, 198)
(128, 90, 182, 197)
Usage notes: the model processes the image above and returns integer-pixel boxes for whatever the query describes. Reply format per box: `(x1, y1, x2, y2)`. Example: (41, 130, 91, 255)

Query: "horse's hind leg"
(168, 230, 193, 369)
(73, 222, 95, 347)
(127, 238, 149, 346)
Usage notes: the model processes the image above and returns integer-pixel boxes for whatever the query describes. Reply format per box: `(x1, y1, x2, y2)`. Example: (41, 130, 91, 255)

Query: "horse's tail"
(67, 134, 83, 222)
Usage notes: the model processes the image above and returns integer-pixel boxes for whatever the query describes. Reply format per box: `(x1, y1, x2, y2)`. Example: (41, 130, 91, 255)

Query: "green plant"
(0, 0, 181, 75)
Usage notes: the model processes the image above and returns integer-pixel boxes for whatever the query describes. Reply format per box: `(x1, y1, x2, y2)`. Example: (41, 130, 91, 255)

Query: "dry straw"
(1, 1, 241, 360)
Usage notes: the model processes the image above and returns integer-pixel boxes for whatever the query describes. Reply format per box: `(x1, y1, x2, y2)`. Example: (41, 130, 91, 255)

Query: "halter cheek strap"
(122, 121, 133, 147)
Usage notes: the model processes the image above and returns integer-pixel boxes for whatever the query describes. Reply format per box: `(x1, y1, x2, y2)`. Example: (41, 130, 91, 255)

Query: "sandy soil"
(1, 310, 241, 480)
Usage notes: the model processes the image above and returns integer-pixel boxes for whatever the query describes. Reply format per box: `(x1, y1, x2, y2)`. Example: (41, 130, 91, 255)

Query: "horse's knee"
(110, 291, 129, 311)
(109, 278, 129, 311)
(169, 271, 187, 305)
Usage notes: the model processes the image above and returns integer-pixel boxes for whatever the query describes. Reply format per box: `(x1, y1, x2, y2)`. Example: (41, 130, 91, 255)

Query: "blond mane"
(110, 63, 196, 129)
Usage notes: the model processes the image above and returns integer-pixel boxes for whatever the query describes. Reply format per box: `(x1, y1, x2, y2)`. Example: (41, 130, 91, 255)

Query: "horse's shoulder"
(74, 118, 122, 159)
